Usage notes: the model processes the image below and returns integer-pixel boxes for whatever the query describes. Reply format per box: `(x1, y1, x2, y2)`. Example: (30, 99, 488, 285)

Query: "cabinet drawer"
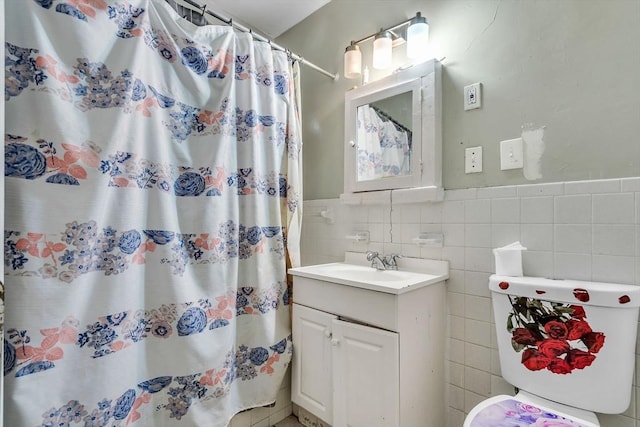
(293, 276, 398, 331)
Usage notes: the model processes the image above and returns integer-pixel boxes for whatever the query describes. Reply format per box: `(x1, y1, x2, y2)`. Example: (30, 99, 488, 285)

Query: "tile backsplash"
(300, 177, 640, 427)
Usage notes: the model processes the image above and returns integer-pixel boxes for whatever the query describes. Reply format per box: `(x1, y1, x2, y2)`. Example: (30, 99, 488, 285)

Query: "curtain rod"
(174, 0, 339, 81)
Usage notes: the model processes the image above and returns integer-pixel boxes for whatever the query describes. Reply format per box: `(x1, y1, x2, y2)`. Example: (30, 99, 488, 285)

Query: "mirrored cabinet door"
(344, 60, 441, 196)
(355, 89, 416, 183)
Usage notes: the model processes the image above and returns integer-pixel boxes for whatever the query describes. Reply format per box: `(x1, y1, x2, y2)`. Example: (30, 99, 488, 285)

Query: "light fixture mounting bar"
(350, 14, 419, 46)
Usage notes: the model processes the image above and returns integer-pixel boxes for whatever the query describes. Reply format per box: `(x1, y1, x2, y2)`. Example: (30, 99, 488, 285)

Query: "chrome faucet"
(383, 254, 401, 270)
(366, 251, 387, 270)
(366, 252, 402, 270)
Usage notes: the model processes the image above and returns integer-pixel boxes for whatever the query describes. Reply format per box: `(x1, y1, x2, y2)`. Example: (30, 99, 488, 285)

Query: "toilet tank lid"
(490, 275, 640, 308)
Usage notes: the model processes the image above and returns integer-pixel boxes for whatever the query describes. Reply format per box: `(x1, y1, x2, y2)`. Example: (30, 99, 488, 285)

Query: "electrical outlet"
(465, 146, 483, 173)
(500, 137, 524, 170)
(464, 82, 482, 111)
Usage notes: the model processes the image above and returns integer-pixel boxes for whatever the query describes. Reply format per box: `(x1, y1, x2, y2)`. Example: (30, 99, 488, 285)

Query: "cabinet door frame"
(332, 318, 400, 427)
(291, 303, 336, 424)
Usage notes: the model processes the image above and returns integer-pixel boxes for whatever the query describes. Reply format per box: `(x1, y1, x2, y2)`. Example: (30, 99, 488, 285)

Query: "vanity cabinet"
(290, 254, 448, 427)
(292, 304, 399, 426)
(291, 304, 335, 423)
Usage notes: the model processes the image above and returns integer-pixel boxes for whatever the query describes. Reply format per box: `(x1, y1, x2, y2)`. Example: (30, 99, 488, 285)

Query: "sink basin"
(289, 253, 449, 295)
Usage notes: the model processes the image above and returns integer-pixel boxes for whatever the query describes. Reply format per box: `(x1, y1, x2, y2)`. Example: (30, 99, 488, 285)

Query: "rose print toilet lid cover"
(469, 397, 590, 427)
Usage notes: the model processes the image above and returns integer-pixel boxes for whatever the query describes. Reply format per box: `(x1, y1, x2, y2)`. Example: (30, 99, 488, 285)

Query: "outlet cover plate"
(500, 137, 524, 170)
(464, 82, 482, 111)
(465, 146, 483, 173)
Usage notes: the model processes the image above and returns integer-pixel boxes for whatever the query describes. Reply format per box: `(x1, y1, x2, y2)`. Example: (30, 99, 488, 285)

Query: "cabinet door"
(332, 319, 399, 427)
(292, 304, 336, 423)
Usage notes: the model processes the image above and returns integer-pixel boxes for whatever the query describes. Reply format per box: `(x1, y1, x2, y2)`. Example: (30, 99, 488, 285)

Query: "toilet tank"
(490, 275, 640, 414)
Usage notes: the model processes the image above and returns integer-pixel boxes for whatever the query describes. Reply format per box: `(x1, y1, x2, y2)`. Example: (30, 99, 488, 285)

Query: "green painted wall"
(277, 0, 640, 200)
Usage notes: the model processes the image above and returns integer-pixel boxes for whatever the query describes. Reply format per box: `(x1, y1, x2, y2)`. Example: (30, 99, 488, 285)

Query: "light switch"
(500, 138, 524, 170)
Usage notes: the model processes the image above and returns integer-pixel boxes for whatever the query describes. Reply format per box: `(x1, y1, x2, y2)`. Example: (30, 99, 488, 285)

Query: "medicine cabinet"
(343, 59, 442, 201)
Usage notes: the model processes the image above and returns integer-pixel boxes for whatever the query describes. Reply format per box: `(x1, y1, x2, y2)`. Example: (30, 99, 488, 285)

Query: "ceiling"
(201, 0, 331, 39)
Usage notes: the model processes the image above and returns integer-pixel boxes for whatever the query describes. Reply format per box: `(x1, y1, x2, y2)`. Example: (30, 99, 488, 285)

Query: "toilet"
(464, 275, 640, 427)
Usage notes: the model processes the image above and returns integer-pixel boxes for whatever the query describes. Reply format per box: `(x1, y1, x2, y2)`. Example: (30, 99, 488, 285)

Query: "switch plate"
(464, 82, 482, 111)
(500, 137, 524, 170)
(465, 146, 483, 173)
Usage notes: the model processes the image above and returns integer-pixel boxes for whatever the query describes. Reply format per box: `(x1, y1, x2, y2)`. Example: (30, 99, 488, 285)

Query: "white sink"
(289, 252, 449, 295)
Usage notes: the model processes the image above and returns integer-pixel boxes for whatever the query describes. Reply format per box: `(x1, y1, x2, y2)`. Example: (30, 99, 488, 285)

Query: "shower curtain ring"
(200, 4, 206, 16)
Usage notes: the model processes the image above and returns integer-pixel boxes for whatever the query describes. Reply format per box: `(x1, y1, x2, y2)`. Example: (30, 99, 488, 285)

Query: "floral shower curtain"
(3, 0, 301, 425)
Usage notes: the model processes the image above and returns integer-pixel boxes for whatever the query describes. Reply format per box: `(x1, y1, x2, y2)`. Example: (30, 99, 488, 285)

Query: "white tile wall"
(522, 251, 554, 278)
(564, 178, 621, 195)
(491, 223, 520, 248)
(465, 199, 491, 223)
(477, 185, 517, 199)
(554, 252, 591, 281)
(593, 225, 636, 256)
(517, 182, 564, 197)
(593, 193, 636, 224)
(554, 224, 592, 253)
(622, 178, 640, 192)
(521, 196, 554, 223)
(521, 224, 553, 251)
(554, 195, 592, 223)
(443, 200, 466, 223)
(465, 224, 492, 247)
(300, 178, 640, 427)
(491, 198, 521, 223)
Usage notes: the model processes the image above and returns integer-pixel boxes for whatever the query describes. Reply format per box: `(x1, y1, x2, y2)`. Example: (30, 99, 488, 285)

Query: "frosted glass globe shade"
(407, 21, 429, 59)
(373, 32, 392, 70)
(344, 45, 362, 79)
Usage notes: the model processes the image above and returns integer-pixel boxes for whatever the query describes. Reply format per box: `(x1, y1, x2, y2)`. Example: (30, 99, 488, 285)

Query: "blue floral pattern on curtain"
(3, 0, 302, 425)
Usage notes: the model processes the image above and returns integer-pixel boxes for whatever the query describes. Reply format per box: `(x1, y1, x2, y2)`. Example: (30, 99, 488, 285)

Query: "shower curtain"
(3, 0, 302, 425)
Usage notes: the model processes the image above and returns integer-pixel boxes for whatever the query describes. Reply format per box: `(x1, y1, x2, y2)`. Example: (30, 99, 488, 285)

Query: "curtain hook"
(200, 4, 207, 16)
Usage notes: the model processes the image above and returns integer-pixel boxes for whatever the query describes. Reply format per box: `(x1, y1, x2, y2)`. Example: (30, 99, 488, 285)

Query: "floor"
(273, 415, 304, 427)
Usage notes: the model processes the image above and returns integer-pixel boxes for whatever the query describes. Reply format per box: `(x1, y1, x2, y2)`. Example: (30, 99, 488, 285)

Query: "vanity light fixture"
(344, 42, 362, 79)
(406, 12, 429, 59)
(343, 12, 429, 78)
(372, 29, 393, 70)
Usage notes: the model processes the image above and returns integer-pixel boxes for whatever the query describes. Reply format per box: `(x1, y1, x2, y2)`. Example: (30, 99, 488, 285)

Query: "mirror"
(356, 91, 413, 182)
(344, 60, 442, 197)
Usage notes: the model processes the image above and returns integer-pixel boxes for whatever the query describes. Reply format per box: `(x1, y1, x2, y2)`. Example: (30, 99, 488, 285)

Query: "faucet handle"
(386, 253, 401, 262)
(366, 251, 379, 261)
(383, 253, 402, 269)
